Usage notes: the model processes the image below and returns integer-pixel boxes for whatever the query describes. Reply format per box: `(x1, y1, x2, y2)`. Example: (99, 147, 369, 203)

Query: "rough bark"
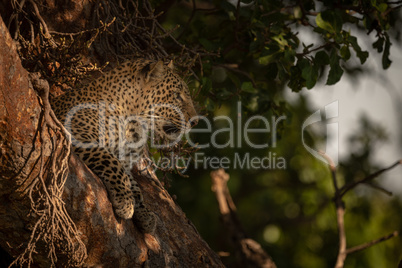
(0, 14, 223, 268)
(0, 13, 46, 264)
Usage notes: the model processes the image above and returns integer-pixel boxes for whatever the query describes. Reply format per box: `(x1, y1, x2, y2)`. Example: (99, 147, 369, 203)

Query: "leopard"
(51, 59, 198, 233)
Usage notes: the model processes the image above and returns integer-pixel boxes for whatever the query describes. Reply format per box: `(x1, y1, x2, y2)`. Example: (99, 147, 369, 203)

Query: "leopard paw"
(111, 190, 135, 219)
(134, 207, 157, 234)
(114, 202, 135, 219)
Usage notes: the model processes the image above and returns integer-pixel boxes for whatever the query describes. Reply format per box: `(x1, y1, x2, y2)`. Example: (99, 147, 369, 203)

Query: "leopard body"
(51, 59, 198, 232)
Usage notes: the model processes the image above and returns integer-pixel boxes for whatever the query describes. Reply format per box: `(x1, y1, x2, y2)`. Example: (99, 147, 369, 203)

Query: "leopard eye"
(174, 92, 183, 101)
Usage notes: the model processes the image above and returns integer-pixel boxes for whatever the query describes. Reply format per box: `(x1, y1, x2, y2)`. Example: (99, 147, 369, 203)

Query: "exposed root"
(9, 74, 87, 267)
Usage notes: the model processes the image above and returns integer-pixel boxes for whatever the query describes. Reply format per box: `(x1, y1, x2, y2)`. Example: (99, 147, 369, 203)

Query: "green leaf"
(241, 82, 258, 93)
(316, 13, 334, 33)
(372, 37, 384, 53)
(287, 66, 305, 92)
(266, 63, 278, 80)
(315, 51, 330, 66)
(327, 50, 344, 85)
(372, 0, 388, 12)
(299, 59, 318, 89)
(348, 36, 368, 64)
(382, 35, 392, 69)
(201, 77, 212, 95)
(327, 63, 343, 85)
(377, 3, 388, 12)
(357, 50, 369, 64)
(293, 6, 302, 19)
(316, 10, 343, 33)
(302, 65, 318, 89)
(205, 98, 215, 112)
(259, 53, 278, 65)
(273, 34, 289, 49)
(340, 45, 351, 60)
(284, 48, 296, 63)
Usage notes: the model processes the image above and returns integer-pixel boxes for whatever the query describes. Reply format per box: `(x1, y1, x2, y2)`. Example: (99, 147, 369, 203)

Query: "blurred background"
(156, 1, 402, 267)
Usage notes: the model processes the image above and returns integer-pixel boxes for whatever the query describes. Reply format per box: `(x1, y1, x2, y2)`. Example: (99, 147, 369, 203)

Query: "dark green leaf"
(315, 51, 330, 66)
(377, 3, 388, 12)
(340, 46, 351, 60)
(316, 10, 343, 33)
(348, 36, 368, 64)
(284, 48, 296, 64)
(288, 66, 305, 92)
(327, 63, 343, 85)
(259, 53, 278, 65)
(356, 50, 369, 64)
(266, 63, 278, 80)
(205, 98, 215, 111)
(299, 59, 318, 89)
(382, 35, 392, 69)
(373, 37, 384, 53)
(327, 50, 344, 85)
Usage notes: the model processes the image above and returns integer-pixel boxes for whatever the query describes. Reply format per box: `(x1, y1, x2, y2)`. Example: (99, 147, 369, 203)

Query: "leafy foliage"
(161, 0, 400, 103)
(156, 1, 402, 267)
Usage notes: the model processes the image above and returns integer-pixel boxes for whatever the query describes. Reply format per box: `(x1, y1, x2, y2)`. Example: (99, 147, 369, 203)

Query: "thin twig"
(320, 152, 401, 268)
(320, 153, 347, 268)
(297, 42, 333, 57)
(384, 4, 402, 16)
(340, 160, 402, 197)
(49, 17, 116, 36)
(364, 182, 393, 196)
(346, 231, 398, 254)
(28, 0, 55, 46)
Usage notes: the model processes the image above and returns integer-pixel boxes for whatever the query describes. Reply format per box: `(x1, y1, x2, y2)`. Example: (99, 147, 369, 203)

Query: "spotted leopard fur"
(51, 59, 198, 233)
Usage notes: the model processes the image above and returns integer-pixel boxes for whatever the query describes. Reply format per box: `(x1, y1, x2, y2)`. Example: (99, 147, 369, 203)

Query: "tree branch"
(320, 154, 347, 268)
(345, 231, 398, 255)
(210, 169, 277, 268)
(319, 153, 400, 268)
(340, 160, 402, 197)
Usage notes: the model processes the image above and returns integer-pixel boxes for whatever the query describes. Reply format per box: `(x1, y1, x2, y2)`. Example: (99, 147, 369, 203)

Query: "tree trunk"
(0, 15, 223, 267)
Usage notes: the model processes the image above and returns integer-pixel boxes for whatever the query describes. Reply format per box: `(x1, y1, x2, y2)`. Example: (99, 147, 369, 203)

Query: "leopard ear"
(167, 60, 174, 70)
(142, 60, 165, 83)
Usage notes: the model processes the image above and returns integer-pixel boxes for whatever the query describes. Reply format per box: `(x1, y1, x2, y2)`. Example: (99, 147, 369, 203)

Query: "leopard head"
(134, 60, 198, 145)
